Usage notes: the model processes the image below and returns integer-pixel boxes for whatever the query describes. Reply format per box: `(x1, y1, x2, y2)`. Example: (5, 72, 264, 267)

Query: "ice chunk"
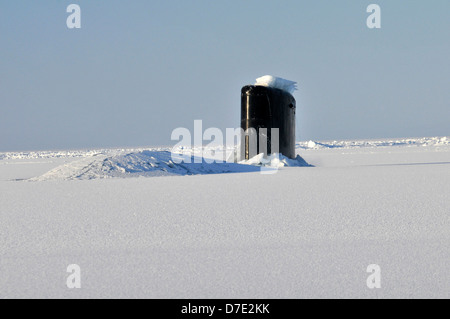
(239, 153, 311, 168)
(255, 75, 297, 95)
(307, 140, 317, 149)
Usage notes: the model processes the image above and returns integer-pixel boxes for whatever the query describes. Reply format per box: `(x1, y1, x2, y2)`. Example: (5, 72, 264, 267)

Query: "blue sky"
(1, 0, 449, 151)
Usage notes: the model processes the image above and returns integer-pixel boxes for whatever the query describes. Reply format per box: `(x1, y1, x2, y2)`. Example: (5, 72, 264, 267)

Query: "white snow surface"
(0, 137, 449, 298)
(255, 75, 297, 94)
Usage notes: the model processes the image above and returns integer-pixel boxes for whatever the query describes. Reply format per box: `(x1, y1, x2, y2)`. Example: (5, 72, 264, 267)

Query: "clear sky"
(1, 0, 449, 151)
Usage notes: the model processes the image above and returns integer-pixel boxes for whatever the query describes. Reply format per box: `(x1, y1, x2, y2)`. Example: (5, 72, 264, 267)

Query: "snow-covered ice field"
(0, 137, 449, 298)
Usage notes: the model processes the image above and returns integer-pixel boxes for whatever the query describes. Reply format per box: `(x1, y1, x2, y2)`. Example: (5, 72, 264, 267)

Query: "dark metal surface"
(241, 85, 296, 159)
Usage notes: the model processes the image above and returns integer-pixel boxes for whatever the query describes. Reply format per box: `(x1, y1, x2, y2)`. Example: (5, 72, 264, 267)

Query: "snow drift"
(30, 151, 311, 181)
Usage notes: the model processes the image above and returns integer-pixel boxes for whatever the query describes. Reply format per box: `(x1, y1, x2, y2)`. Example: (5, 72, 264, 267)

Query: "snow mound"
(30, 151, 310, 181)
(255, 75, 297, 95)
